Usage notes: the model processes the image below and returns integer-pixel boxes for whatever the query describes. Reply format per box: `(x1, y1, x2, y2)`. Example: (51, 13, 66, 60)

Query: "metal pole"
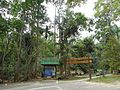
(53, 1, 57, 57)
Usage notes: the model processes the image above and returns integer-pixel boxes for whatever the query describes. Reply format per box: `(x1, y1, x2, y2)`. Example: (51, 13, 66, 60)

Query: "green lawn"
(58, 75, 87, 81)
(66, 76, 87, 80)
(90, 75, 120, 83)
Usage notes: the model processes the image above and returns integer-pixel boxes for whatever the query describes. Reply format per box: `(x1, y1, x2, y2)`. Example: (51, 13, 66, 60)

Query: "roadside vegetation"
(0, 0, 120, 83)
(90, 75, 120, 84)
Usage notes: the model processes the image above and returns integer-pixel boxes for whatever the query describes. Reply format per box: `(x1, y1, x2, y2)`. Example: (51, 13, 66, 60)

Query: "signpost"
(65, 57, 93, 80)
(65, 57, 92, 64)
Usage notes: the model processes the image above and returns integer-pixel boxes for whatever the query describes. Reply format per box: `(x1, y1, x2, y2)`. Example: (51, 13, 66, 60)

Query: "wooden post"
(55, 65, 57, 78)
(64, 58, 67, 78)
(43, 65, 45, 77)
(88, 59, 92, 80)
(68, 63, 70, 75)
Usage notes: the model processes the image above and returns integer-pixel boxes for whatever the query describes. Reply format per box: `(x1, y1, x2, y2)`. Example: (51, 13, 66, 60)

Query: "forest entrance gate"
(65, 57, 93, 80)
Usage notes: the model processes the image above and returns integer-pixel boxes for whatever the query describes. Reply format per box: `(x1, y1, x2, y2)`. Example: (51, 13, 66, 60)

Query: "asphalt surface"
(0, 79, 120, 90)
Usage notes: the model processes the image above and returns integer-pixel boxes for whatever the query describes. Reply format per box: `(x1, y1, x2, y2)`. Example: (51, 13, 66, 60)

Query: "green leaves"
(61, 10, 87, 38)
(72, 37, 95, 57)
(75, 13, 87, 28)
(0, 0, 49, 82)
(66, 0, 86, 7)
(100, 36, 120, 70)
(37, 0, 44, 4)
(11, 1, 22, 16)
(95, 0, 120, 36)
(10, 18, 24, 30)
(0, 15, 8, 34)
(95, 0, 120, 35)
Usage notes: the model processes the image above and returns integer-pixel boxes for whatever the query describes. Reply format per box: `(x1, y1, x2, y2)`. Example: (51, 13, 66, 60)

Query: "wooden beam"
(66, 60, 92, 64)
(65, 57, 92, 61)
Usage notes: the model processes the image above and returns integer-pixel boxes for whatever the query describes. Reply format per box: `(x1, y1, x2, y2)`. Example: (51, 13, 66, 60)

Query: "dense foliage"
(0, 0, 120, 83)
(94, 0, 120, 73)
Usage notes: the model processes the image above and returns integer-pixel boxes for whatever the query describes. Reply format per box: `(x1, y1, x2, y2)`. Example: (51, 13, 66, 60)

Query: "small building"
(40, 57, 59, 77)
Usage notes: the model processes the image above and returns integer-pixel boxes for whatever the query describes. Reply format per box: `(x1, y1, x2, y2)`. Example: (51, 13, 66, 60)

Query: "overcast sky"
(46, 0, 98, 39)
(46, 0, 97, 21)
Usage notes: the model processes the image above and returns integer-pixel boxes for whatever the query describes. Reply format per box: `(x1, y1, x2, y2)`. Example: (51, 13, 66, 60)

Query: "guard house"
(40, 57, 59, 77)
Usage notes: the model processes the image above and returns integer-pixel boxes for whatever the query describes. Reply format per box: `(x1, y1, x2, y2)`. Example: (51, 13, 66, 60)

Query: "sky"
(46, 0, 97, 21)
(46, 0, 98, 39)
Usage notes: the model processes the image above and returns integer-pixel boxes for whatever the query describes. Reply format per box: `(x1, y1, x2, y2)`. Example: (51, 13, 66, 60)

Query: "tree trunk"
(1, 34, 9, 81)
(14, 29, 23, 82)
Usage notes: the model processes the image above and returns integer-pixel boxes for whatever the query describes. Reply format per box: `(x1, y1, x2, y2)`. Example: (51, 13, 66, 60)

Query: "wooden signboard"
(65, 57, 93, 80)
(65, 57, 92, 64)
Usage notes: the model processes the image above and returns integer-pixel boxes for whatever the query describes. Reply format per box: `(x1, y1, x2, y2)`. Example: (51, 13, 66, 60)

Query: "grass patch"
(67, 76, 87, 80)
(90, 75, 120, 83)
(60, 76, 87, 81)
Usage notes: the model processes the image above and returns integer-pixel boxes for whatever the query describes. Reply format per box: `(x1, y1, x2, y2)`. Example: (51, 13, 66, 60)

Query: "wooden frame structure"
(65, 57, 93, 80)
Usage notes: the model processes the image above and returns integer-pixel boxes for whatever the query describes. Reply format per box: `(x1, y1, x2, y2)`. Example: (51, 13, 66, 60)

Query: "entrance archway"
(65, 57, 93, 80)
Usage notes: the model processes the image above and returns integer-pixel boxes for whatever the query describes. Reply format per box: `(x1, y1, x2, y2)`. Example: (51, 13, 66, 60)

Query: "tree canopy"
(0, 0, 120, 83)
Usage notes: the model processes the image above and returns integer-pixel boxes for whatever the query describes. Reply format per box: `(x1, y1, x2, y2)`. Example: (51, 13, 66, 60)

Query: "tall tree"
(0, 0, 49, 82)
(94, 0, 120, 74)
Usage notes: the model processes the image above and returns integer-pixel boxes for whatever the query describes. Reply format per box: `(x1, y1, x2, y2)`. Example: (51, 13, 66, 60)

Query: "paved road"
(0, 79, 120, 90)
